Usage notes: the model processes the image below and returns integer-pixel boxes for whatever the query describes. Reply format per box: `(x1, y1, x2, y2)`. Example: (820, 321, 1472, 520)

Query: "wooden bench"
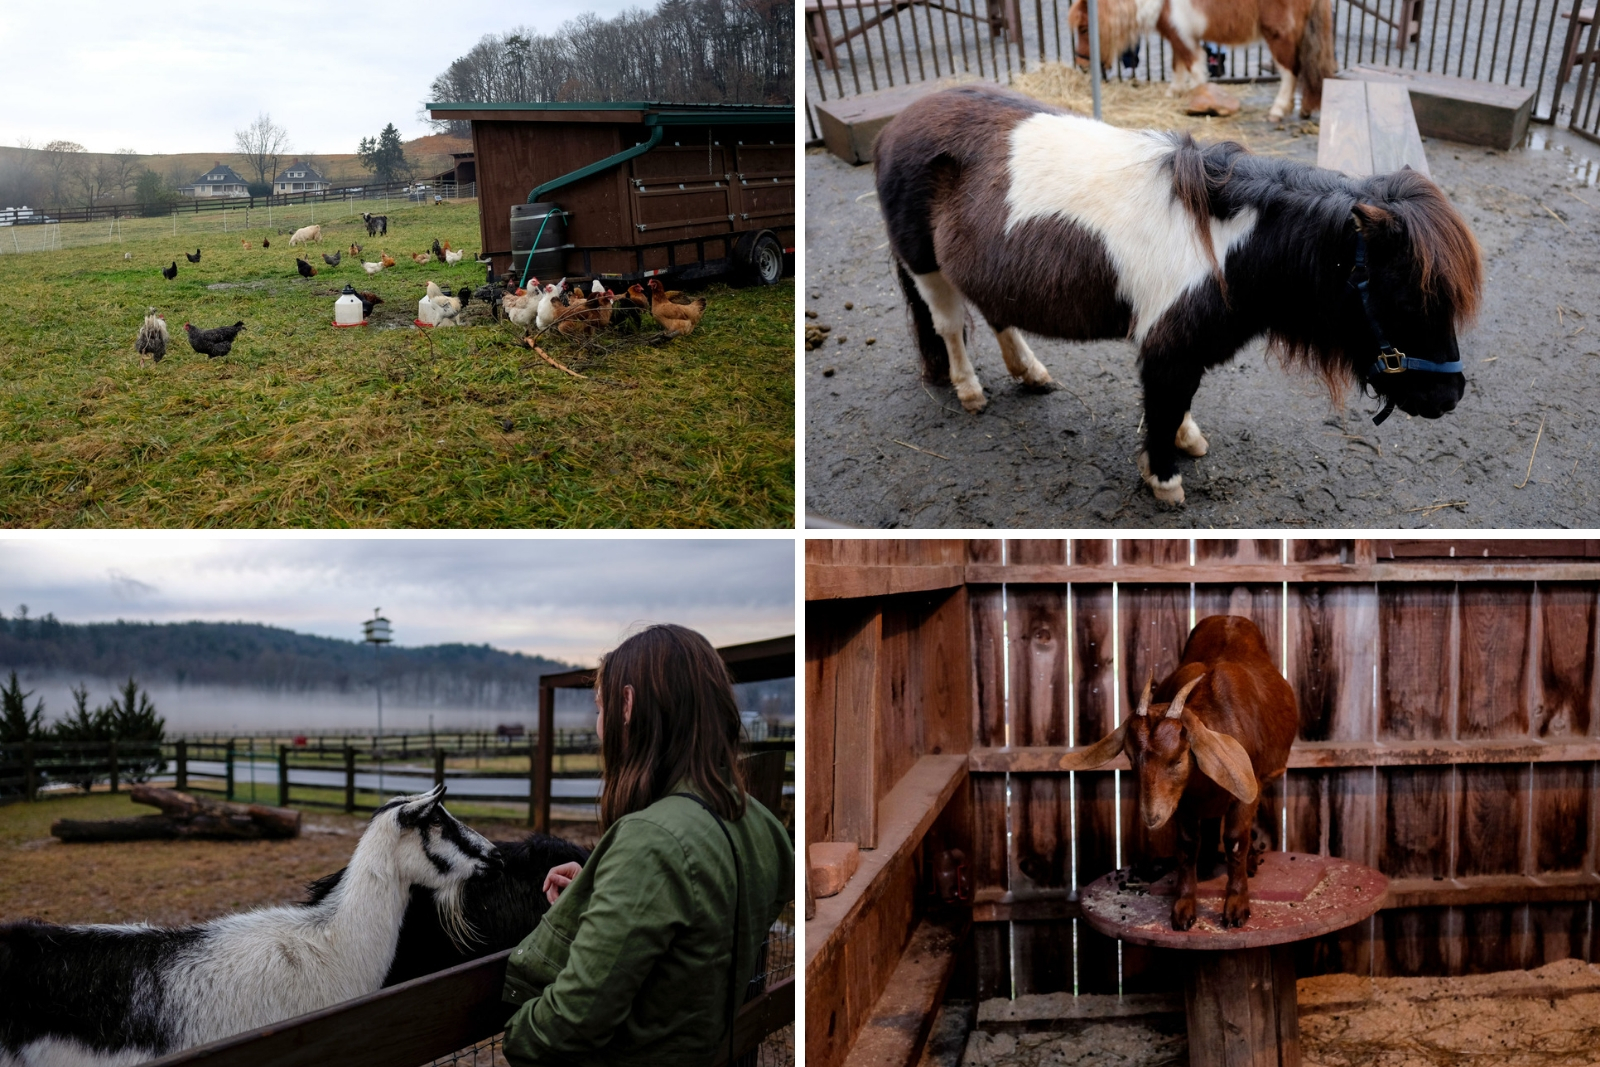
(1318, 79, 1431, 177)
(814, 81, 958, 164)
(1337, 65, 1536, 150)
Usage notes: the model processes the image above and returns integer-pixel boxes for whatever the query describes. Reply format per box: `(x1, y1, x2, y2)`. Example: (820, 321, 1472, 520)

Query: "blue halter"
(1349, 231, 1462, 425)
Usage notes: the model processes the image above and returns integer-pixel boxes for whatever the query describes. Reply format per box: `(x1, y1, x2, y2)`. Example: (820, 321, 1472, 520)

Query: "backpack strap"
(670, 792, 743, 1066)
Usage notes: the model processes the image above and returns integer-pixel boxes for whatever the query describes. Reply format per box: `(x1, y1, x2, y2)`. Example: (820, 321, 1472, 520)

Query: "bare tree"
(102, 149, 144, 202)
(40, 141, 86, 206)
(234, 112, 291, 189)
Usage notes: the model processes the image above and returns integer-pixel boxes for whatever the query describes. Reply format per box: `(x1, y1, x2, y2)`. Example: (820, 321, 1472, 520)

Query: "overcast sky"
(0, 1, 642, 155)
(0, 537, 795, 666)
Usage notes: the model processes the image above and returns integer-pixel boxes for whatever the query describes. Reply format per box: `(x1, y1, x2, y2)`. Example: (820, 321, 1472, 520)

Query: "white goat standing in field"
(0, 786, 499, 1067)
(287, 224, 322, 246)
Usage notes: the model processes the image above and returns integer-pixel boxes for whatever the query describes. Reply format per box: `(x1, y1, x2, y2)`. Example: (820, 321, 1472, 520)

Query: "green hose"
(517, 207, 566, 292)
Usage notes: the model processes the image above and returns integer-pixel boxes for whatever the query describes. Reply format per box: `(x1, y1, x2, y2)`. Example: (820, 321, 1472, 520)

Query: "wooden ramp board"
(1318, 79, 1431, 178)
(1338, 65, 1535, 150)
(815, 82, 961, 165)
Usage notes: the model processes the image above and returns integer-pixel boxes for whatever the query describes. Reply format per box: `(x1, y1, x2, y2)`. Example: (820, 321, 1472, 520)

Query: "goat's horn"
(1166, 675, 1203, 719)
(1134, 672, 1153, 717)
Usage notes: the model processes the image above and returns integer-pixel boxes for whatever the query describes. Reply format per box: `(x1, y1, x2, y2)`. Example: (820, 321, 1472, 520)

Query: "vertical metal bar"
(970, 0, 987, 78)
(855, 0, 887, 87)
(1441, 0, 1462, 73)
(908, 3, 928, 81)
(1506, 0, 1533, 85)
(1487, 0, 1512, 78)
(1575, 8, 1600, 127)
(1053, 0, 1062, 60)
(1089, 0, 1104, 116)
(922, 0, 942, 76)
(1037, 0, 1047, 62)
(345, 746, 356, 813)
(277, 745, 289, 809)
(1384, 0, 1399, 63)
(1530, 0, 1573, 118)
(873, 0, 901, 84)
(1473, 0, 1495, 78)
(940, 0, 960, 74)
(834, 0, 865, 93)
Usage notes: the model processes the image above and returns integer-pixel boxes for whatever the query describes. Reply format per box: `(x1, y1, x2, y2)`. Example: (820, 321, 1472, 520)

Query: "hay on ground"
(1012, 63, 1252, 142)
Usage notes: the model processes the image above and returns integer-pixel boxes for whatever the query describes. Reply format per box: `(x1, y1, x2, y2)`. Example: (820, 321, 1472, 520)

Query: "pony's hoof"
(1022, 364, 1054, 388)
(956, 381, 987, 413)
(1267, 106, 1286, 122)
(1175, 414, 1209, 457)
(1136, 452, 1186, 505)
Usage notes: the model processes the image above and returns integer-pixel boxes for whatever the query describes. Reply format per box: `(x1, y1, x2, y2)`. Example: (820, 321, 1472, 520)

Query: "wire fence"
(804, 0, 1597, 135)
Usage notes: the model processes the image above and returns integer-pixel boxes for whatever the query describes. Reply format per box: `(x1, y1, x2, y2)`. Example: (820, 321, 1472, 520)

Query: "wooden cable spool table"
(1080, 852, 1387, 1067)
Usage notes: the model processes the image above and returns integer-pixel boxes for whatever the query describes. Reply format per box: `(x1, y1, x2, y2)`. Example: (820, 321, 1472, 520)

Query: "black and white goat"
(0, 787, 499, 1067)
(303, 832, 589, 986)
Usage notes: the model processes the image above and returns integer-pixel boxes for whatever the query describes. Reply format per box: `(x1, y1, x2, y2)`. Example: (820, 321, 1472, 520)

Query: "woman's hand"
(543, 862, 583, 904)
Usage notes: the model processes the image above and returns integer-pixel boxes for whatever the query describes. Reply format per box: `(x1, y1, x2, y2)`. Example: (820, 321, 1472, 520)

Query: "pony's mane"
(1359, 168, 1484, 327)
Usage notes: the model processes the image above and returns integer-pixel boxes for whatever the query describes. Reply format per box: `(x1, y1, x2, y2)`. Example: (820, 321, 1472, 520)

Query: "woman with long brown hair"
(501, 624, 793, 1067)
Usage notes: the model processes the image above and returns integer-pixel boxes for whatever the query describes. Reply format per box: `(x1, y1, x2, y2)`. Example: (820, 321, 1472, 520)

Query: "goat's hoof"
(1171, 899, 1198, 931)
(956, 381, 988, 413)
(1175, 413, 1209, 457)
(1223, 895, 1251, 927)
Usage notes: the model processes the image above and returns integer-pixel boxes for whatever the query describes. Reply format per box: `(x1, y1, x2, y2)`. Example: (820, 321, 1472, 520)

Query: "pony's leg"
(1138, 357, 1206, 506)
(995, 327, 1053, 388)
(1175, 411, 1209, 456)
(1267, 68, 1297, 122)
(912, 271, 986, 412)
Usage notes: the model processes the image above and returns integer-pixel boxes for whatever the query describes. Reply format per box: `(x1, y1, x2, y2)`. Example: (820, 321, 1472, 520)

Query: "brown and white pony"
(873, 85, 1482, 505)
(1070, 0, 1334, 120)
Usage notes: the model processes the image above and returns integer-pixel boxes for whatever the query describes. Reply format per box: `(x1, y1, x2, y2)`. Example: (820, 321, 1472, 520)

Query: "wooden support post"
(535, 684, 555, 833)
(23, 740, 36, 802)
(1183, 945, 1301, 1067)
(345, 746, 357, 814)
(174, 738, 186, 792)
(225, 739, 235, 800)
(278, 745, 290, 809)
(108, 739, 119, 794)
(434, 749, 446, 791)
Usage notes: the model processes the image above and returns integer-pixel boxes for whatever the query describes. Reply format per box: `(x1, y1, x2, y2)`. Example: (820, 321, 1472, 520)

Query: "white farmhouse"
(273, 161, 329, 194)
(182, 163, 251, 198)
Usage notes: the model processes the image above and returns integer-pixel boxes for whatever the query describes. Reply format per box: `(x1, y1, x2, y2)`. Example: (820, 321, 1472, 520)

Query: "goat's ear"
(1056, 718, 1129, 771)
(1186, 720, 1258, 803)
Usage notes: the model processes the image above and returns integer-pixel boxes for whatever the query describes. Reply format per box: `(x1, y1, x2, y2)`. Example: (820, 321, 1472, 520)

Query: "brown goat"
(1063, 615, 1297, 930)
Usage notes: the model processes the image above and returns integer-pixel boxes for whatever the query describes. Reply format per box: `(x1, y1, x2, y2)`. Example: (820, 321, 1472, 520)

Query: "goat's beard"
(433, 882, 482, 952)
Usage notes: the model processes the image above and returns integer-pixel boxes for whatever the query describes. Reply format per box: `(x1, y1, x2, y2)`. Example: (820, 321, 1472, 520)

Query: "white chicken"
(362, 260, 385, 275)
(535, 281, 567, 330)
(443, 248, 464, 264)
(135, 307, 168, 363)
(590, 278, 604, 295)
(425, 281, 462, 327)
(504, 288, 538, 328)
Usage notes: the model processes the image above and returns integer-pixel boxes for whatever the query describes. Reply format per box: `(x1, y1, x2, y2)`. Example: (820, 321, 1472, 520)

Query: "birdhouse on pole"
(363, 610, 392, 646)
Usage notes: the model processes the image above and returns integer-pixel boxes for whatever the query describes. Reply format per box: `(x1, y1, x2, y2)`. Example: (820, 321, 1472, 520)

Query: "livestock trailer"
(425, 100, 794, 288)
(807, 538, 1600, 1067)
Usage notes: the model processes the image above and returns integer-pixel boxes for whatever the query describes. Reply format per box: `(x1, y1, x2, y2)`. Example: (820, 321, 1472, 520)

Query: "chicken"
(381, 253, 396, 268)
(424, 281, 461, 326)
(412, 252, 432, 265)
(611, 286, 646, 331)
(457, 285, 471, 308)
(296, 256, 317, 278)
(640, 280, 705, 337)
(240, 240, 251, 250)
(322, 250, 342, 267)
(262, 237, 270, 249)
(185, 248, 201, 263)
(591, 278, 605, 296)
(123, 252, 133, 260)
(647, 279, 705, 324)
(443, 248, 464, 264)
(441, 240, 452, 251)
(162, 261, 178, 280)
(350, 242, 363, 256)
(183, 321, 246, 358)
(135, 308, 168, 363)
(535, 282, 568, 330)
(430, 238, 444, 260)
(503, 287, 538, 328)
(362, 260, 385, 275)
(587, 290, 615, 327)
(356, 291, 384, 318)
(555, 293, 592, 338)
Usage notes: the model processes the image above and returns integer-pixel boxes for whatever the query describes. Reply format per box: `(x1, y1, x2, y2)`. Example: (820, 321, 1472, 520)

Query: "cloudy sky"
(0, 537, 795, 667)
(0, 1, 641, 155)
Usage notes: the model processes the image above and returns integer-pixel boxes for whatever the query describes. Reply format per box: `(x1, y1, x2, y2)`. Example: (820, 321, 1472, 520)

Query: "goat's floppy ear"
(1186, 720, 1258, 803)
(1057, 718, 1130, 771)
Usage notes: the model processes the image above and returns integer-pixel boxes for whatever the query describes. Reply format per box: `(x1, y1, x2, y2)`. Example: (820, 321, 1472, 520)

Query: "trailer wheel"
(737, 231, 784, 286)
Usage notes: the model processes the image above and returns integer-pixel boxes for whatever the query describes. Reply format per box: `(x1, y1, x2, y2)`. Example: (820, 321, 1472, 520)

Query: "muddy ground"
(803, 84, 1600, 528)
(957, 957, 1600, 1067)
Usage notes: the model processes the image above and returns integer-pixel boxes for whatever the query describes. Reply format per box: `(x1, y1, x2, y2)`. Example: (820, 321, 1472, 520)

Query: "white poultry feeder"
(333, 284, 366, 327)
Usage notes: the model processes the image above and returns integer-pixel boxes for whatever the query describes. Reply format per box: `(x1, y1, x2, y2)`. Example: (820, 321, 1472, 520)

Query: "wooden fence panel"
(1534, 583, 1596, 737)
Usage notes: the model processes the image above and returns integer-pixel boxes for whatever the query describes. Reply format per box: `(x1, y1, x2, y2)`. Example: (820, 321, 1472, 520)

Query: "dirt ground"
(958, 957, 1600, 1067)
(803, 82, 1600, 528)
(0, 792, 597, 926)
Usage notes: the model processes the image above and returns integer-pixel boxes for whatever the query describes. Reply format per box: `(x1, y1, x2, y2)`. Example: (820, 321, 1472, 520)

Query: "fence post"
(23, 740, 36, 802)
(175, 738, 187, 792)
(225, 739, 235, 800)
(527, 736, 537, 828)
(344, 746, 356, 814)
(109, 739, 120, 794)
(434, 749, 445, 791)
(278, 745, 289, 808)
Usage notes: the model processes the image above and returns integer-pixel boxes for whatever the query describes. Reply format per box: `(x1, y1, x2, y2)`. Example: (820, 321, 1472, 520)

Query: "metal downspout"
(526, 124, 666, 203)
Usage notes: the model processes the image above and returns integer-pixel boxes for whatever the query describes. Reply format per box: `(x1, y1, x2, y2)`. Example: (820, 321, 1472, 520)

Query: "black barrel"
(510, 202, 567, 284)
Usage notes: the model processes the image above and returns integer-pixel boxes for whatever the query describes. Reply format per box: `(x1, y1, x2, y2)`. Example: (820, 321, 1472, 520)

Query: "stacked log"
(51, 785, 302, 842)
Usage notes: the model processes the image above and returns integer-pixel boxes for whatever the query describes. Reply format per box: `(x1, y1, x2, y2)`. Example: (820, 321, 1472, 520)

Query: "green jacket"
(502, 785, 793, 1067)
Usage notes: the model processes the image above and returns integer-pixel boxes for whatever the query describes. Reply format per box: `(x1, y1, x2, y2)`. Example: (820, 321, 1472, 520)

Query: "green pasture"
(0, 199, 795, 527)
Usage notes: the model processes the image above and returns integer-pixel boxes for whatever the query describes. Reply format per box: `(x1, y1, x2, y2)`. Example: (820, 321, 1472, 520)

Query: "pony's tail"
(1297, 0, 1335, 115)
(894, 260, 952, 385)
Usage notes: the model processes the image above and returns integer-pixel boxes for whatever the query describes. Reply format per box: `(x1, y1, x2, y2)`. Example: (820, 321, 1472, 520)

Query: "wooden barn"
(425, 100, 794, 286)
(806, 539, 1600, 1067)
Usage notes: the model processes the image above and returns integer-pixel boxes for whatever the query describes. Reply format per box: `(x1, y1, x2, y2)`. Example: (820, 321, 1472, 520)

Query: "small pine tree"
(0, 671, 45, 743)
(356, 124, 411, 186)
(101, 677, 165, 782)
(52, 684, 112, 791)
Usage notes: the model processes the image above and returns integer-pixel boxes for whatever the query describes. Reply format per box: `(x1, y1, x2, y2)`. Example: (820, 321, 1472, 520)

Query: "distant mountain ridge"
(0, 613, 575, 711)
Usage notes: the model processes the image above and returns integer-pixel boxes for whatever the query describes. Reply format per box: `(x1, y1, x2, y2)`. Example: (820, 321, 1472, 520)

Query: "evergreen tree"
(356, 124, 411, 186)
(101, 677, 165, 782)
(52, 683, 111, 742)
(0, 671, 45, 743)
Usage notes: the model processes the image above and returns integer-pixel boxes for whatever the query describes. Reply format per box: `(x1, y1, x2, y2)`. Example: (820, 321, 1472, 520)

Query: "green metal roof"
(426, 100, 792, 125)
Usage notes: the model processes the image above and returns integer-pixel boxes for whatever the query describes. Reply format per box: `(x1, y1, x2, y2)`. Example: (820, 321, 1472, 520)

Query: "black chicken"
(161, 261, 178, 280)
(322, 250, 342, 267)
(262, 237, 270, 248)
(430, 238, 444, 260)
(355, 291, 384, 318)
(295, 257, 316, 278)
(184, 321, 246, 359)
(185, 248, 201, 263)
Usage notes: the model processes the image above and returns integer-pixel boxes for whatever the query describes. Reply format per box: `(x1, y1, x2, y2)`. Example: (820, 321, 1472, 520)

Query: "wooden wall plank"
(924, 586, 974, 759)
(1379, 584, 1455, 741)
(1532, 762, 1591, 873)
(971, 773, 1009, 903)
(1073, 585, 1116, 748)
(1289, 584, 1379, 743)
(1012, 921, 1073, 996)
(1459, 583, 1532, 738)
(1457, 765, 1527, 876)
(834, 609, 884, 849)
(1537, 583, 1597, 737)
(878, 602, 923, 809)
(1008, 586, 1069, 747)
(969, 586, 1006, 749)
(1012, 775, 1072, 897)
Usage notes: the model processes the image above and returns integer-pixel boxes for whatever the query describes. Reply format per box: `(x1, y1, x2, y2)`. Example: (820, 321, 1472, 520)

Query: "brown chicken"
(380, 253, 396, 268)
(644, 279, 706, 336)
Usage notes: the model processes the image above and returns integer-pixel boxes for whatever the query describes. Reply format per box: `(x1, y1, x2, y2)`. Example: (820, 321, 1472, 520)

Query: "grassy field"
(0, 200, 794, 527)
